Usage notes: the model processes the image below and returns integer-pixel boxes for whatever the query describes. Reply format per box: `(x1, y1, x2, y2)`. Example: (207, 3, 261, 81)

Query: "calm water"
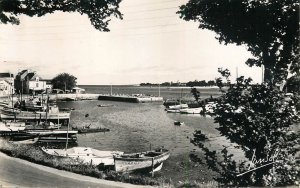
(79, 85, 222, 100)
(58, 86, 226, 184)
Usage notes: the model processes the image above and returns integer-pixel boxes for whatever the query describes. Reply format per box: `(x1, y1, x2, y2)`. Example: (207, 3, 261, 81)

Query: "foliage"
(190, 71, 300, 186)
(284, 75, 300, 94)
(191, 87, 200, 102)
(0, 0, 123, 31)
(51, 73, 77, 91)
(178, 0, 299, 84)
(186, 80, 216, 87)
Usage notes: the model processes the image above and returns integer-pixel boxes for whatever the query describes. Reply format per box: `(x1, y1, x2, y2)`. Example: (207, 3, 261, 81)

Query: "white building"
(29, 76, 52, 94)
(0, 73, 14, 97)
(72, 87, 85, 94)
(0, 80, 14, 97)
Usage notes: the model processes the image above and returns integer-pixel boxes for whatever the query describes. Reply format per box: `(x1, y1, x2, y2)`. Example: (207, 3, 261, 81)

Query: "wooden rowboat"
(114, 148, 170, 173)
(42, 147, 124, 166)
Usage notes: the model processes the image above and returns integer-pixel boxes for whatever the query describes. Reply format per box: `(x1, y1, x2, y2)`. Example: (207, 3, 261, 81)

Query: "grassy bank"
(0, 140, 161, 186)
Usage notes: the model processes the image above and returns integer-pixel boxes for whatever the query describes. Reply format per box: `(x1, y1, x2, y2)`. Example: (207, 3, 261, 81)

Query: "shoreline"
(0, 151, 153, 188)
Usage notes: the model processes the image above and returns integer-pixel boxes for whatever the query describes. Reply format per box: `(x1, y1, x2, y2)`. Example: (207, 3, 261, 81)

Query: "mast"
(65, 120, 69, 151)
(45, 88, 49, 124)
(158, 84, 160, 97)
(110, 84, 112, 96)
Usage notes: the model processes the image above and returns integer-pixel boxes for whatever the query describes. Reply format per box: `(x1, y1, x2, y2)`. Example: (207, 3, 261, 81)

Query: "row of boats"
(0, 96, 170, 174)
(165, 102, 216, 114)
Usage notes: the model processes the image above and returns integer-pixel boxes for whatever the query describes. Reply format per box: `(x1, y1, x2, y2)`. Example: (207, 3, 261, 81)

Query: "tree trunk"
(262, 51, 275, 84)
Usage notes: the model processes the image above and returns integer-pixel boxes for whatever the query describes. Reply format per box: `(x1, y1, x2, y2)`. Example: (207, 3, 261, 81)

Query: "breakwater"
(47, 94, 163, 103)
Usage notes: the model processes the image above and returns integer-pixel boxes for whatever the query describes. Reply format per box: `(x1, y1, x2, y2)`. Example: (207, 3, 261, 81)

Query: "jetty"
(46, 94, 163, 103)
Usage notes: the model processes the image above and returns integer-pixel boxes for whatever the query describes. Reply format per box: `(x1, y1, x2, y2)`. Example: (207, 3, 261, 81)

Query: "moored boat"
(180, 107, 203, 114)
(26, 129, 78, 143)
(168, 103, 188, 110)
(114, 148, 170, 173)
(174, 121, 184, 126)
(166, 109, 181, 113)
(97, 104, 114, 107)
(0, 106, 71, 125)
(42, 147, 124, 166)
(0, 121, 26, 131)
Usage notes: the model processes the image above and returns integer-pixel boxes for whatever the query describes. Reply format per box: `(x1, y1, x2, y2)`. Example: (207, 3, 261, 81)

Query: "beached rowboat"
(114, 148, 170, 172)
(42, 147, 124, 166)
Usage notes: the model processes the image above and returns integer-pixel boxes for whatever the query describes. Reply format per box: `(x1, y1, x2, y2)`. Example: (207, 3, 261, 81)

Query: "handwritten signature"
(237, 149, 280, 177)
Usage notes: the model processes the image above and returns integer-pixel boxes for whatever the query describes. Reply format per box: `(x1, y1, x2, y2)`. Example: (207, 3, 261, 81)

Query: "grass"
(0, 139, 161, 186)
(0, 140, 220, 187)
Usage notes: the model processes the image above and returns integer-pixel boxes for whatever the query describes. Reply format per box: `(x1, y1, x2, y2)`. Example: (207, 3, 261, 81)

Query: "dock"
(47, 94, 163, 103)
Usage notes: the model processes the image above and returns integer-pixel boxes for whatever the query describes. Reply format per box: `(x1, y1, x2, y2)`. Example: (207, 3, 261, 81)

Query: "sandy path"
(0, 152, 152, 188)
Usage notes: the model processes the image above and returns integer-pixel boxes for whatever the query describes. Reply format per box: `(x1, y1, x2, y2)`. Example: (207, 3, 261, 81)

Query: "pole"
(21, 80, 23, 104)
(65, 119, 69, 151)
(110, 84, 112, 96)
(151, 157, 154, 177)
(158, 84, 160, 97)
(45, 89, 49, 124)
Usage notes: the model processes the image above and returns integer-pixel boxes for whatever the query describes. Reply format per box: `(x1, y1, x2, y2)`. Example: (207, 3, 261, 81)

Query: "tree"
(51, 73, 77, 91)
(284, 75, 300, 94)
(178, 0, 299, 84)
(190, 71, 300, 186)
(0, 0, 122, 31)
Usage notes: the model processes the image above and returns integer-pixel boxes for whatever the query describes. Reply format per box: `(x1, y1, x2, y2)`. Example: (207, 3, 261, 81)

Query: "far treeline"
(140, 80, 216, 87)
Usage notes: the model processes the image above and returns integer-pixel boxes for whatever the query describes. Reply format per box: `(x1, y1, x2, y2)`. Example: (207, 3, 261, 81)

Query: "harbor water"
(58, 86, 225, 184)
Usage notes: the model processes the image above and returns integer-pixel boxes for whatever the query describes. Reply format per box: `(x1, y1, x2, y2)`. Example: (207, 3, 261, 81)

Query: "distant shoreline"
(78, 85, 220, 89)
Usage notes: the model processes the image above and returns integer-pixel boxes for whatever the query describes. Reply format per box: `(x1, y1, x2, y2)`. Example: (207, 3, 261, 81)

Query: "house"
(72, 87, 85, 94)
(29, 76, 53, 94)
(0, 80, 14, 97)
(15, 70, 52, 94)
(0, 72, 14, 97)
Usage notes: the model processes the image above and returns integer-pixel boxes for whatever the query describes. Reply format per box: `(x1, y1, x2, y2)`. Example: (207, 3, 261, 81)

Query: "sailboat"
(167, 88, 188, 111)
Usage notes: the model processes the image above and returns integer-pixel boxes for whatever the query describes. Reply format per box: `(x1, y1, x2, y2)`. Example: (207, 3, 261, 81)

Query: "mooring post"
(151, 157, 154, 177)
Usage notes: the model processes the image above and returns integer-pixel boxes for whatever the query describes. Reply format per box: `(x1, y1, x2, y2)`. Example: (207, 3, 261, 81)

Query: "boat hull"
(114, 150, 170, 172)
(42, 147, 123, 166)
(26, 130, 78, 143)
(0, 111, 71, 125)
(180, 107, 203, 114)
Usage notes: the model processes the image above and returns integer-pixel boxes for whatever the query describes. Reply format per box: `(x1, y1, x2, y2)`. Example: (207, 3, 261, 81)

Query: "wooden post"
(151, 157, 154, 177)
(58, 115, 60, 129)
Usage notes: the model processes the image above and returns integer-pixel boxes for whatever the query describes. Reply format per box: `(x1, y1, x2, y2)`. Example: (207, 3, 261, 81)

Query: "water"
(79, 85, 222, 100)
(58, 86, 225, 184)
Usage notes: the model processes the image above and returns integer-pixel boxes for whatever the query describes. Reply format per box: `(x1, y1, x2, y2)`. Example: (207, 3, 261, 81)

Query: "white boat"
(166, 109, 181, 113)
(9, 137, 39, 144)
(168, 103, 188, 110)
(114, 148, 170, 172)
(0, 121, 26, 131)
(180, 107, 203, 114)
(42, 147, 124, 166)
(0, 106, 71, 125)
(205, 102, 216, 114)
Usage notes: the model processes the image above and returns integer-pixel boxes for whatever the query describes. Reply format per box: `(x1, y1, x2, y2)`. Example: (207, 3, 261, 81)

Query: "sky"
(0, 0, 262, 85)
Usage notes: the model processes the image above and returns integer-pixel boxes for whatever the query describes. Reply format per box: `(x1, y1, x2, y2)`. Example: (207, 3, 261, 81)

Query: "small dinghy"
(174, 121, 184, 126)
